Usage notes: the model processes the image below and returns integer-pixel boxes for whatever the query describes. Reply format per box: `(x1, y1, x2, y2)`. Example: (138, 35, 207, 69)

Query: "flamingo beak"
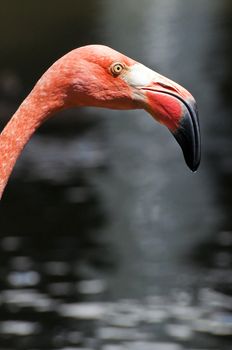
(143, 88, 201, 172)
(126, 64, 201, 171)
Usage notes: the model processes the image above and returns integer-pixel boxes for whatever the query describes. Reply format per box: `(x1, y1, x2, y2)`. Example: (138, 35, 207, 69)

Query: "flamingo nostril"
(157, 82, 178, 92)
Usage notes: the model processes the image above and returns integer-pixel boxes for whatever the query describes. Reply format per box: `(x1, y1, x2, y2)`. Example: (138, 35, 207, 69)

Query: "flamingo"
(0, 45, 200, 199)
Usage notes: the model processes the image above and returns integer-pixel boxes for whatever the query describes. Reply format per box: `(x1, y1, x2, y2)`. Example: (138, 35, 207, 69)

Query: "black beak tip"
(172, 103, 201, 172)
(186, 153, 200, 172)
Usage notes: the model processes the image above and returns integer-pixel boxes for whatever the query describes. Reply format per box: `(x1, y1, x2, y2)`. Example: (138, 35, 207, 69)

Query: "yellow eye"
(110, 62, 124, 76)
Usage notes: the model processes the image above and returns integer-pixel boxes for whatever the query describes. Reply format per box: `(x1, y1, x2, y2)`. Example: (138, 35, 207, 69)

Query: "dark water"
(0, 0, 232, 349)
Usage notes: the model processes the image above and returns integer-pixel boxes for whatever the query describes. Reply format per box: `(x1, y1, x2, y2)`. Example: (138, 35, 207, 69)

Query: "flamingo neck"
(0, 82, 65, 199)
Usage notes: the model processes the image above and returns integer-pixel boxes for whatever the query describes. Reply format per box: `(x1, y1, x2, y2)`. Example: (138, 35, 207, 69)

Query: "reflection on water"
(0, 233, 232, 349)
(0, 0, 232, 349)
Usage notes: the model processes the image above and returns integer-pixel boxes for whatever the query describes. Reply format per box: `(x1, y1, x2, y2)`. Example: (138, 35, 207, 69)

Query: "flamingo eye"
(110, 62, 124, 76)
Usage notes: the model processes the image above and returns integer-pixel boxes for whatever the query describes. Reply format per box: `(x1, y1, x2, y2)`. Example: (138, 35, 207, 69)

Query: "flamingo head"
(40, 45, 201, 171)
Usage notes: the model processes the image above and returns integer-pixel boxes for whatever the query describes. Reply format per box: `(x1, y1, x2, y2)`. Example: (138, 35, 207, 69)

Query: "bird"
(0, 45, 200, 199)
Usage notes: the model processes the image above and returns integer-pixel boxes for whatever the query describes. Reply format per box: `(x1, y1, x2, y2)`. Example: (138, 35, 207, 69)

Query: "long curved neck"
(0, 80, 65, 199)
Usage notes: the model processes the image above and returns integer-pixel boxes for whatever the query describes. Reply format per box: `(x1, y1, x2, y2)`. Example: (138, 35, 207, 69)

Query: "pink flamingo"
(0, 45, 200, 199)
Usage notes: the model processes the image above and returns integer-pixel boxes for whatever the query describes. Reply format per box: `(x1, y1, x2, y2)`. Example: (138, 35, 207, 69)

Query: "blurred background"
(0, 0, 232, 349)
